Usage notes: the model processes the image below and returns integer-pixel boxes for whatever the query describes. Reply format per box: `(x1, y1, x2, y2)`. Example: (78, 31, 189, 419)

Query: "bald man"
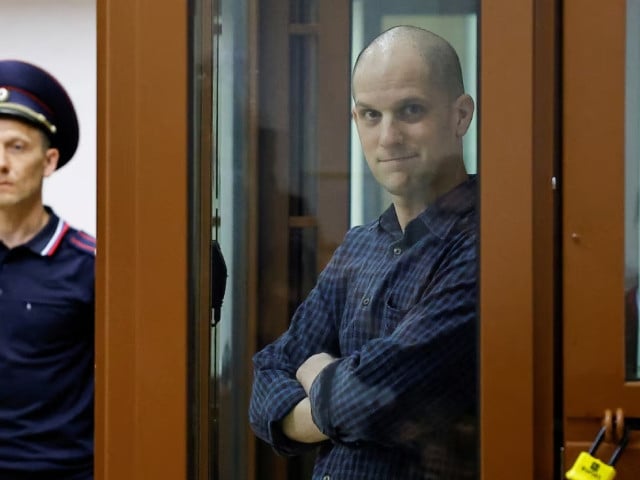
(250, 26, 478, 479)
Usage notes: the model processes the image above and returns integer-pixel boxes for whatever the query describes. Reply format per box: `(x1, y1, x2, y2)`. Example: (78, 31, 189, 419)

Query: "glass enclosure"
(625, 0, 640, 381)
(193, 0, 480, 477)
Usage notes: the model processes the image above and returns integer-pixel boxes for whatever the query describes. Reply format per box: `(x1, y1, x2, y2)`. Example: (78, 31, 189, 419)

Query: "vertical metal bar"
(187, 0, 216, 476)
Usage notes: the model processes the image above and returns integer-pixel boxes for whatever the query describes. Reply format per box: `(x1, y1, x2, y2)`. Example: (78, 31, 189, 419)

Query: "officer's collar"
(24, 206, 69, 256)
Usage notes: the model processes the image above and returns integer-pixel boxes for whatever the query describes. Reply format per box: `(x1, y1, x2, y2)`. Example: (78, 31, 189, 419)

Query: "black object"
(211, 240, 228, 325)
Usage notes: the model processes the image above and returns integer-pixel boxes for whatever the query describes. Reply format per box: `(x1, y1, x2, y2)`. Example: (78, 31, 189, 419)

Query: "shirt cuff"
(265, 387, 317, 456)
(308, 359, 340, 440)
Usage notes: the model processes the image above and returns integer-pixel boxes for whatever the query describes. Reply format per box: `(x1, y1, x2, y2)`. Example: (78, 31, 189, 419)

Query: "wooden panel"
(532, 1, 560, 477)
(480, 1, 535, 478)
(563, 0, 640, 472)
(317, 0, 350, 269)
(190, 0, 216, 478)
(563, 0, 627, 411)
(95, 0, 188, 478)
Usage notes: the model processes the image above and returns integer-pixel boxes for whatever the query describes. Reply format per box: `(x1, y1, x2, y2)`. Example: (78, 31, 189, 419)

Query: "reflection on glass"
(625, 0, 640, 380)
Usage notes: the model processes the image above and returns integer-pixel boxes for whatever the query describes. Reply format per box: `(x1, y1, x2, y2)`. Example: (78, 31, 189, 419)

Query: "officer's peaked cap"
(0, 60, 79, 169)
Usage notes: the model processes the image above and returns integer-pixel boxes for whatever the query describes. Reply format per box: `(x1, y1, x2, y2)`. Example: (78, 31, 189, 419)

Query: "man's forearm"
(296, 352, 337, 394)
(281, 397, 329, 443)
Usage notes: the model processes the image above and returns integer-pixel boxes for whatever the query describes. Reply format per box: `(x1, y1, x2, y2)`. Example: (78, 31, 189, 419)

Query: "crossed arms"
(248, 222, 478, 456)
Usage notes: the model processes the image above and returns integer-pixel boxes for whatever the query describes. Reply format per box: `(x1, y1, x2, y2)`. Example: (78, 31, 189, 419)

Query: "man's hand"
(296, 352, 337, 394)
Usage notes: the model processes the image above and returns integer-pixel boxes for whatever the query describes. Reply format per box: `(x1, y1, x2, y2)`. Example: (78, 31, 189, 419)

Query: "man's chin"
(0, 196, 21, 209)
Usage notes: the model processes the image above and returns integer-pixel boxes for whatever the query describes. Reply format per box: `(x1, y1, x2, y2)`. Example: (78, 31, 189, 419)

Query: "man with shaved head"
(250, 26, 477, 479)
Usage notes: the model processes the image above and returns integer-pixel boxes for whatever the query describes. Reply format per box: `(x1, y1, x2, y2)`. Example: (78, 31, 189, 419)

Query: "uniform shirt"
(0, 207, 95, 480)
(250, 177, 478, 480)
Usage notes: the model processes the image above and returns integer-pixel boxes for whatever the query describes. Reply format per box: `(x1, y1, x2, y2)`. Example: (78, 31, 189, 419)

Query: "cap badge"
(0, 88, 9, 102)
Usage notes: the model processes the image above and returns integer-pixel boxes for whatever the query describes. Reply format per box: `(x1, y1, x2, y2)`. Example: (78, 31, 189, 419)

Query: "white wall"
(1, 0, 96, 236)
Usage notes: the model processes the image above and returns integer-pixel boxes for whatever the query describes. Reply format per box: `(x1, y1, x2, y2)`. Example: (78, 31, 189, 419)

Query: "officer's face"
(0, 118, 59, 211)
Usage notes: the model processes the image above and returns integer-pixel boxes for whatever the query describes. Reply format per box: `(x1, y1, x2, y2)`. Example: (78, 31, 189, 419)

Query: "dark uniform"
(0, 61, 94, 479)
(0, 208, 95, 479)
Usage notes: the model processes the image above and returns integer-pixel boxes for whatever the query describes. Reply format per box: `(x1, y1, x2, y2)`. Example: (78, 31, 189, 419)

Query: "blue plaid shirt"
(250, 177, 478, 479)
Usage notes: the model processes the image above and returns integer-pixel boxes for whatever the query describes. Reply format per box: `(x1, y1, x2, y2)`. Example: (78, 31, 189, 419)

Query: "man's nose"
(379, 118, 403, 146)
(0, 148, 7, 169)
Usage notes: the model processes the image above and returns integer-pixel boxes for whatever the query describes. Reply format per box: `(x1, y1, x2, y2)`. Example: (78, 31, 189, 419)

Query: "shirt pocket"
(4, 297, 91, 357)
(381, 300, 409, 336)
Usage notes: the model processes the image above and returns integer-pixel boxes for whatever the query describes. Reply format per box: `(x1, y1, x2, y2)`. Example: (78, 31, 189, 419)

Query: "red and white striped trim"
(40, 218, 69, 256)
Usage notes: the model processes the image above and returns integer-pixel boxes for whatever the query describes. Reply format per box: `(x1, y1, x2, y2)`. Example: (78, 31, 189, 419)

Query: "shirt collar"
(23, 206, 69, 256)
(376, 175, 478, 242)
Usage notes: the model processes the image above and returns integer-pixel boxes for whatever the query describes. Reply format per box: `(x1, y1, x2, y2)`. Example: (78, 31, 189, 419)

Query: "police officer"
(0, 60, 95, 480)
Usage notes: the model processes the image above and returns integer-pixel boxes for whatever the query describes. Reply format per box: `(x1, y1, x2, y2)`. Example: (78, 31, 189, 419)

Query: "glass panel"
(625, 0, 640, 381)
(249, 2, 479, 479)
(290, 31, 319, 303)
(214, 0, 253, 478)
(197, 0, 480, 477)
(191, 0, 254, 477)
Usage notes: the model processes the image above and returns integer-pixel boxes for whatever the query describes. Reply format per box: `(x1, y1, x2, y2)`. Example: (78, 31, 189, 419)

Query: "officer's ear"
(43, 148, 60, 177)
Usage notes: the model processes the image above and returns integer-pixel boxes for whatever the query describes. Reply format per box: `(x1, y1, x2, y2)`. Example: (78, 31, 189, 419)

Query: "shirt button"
(393, 247, 402, 255)
(322, 476, 331, 480)
(362, 297, 370, 306)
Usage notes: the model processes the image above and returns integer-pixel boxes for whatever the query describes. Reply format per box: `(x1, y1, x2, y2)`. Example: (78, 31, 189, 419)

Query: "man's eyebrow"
(354, 96, 429, 110)
(396, 96, 429, 105)
(353, 100, 375, 109)
(0, 131, 31, 142)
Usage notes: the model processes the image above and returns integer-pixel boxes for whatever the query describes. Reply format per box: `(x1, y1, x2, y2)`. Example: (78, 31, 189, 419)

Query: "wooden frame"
(94, 0, 565, 477)
(563, 0, 640, 474)
(95, 0, 188, 478)
(480, 0, 559, 478)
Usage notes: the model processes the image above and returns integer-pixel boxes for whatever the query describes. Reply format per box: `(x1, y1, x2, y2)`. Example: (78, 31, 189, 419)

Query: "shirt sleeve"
(248, 230, 353, 455)
(308, 230, 478, 451)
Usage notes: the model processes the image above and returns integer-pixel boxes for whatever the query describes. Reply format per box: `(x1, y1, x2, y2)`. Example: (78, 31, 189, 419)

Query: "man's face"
(0, 117, 58, 210)
(352, 47, 473, 203)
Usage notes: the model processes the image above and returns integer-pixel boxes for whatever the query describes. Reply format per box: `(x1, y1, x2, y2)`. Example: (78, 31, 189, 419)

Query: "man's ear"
(453, 94, 475, 137)
(43, 148, 60, 177)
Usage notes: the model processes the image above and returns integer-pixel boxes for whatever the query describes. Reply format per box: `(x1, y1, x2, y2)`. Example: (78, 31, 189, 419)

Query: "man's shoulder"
(64, 227, 96, 257)
(347, 216, 381, 236)
(341, 219, 379, 246)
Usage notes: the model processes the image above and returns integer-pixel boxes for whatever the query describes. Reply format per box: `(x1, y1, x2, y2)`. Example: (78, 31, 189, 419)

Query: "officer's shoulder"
(66, 228, 96, 256)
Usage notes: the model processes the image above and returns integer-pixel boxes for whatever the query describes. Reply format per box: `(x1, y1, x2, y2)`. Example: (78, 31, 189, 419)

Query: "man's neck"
(0, 202, 50, 249)
(393, 171, 468, 231)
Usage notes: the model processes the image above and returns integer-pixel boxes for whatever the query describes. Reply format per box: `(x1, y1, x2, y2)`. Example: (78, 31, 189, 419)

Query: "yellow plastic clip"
(565, 425, 628, 480)
(565, 451, 616, 480)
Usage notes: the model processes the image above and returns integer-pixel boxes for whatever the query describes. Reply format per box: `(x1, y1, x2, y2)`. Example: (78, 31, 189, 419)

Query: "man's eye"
(401, 104, 425, 118)
(361, 110, 380, 121)
(10, 143, 25, 152)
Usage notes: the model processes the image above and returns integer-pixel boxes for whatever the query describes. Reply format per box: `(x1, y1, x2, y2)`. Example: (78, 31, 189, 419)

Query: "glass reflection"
(625, 0, 640, 380)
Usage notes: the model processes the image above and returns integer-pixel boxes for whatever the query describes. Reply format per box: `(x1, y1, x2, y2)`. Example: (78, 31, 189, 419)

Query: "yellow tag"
(566, 452, 617, 480)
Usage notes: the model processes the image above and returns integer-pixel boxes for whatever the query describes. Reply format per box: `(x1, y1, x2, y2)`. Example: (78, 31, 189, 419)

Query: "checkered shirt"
(250, 177, 478, 479)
